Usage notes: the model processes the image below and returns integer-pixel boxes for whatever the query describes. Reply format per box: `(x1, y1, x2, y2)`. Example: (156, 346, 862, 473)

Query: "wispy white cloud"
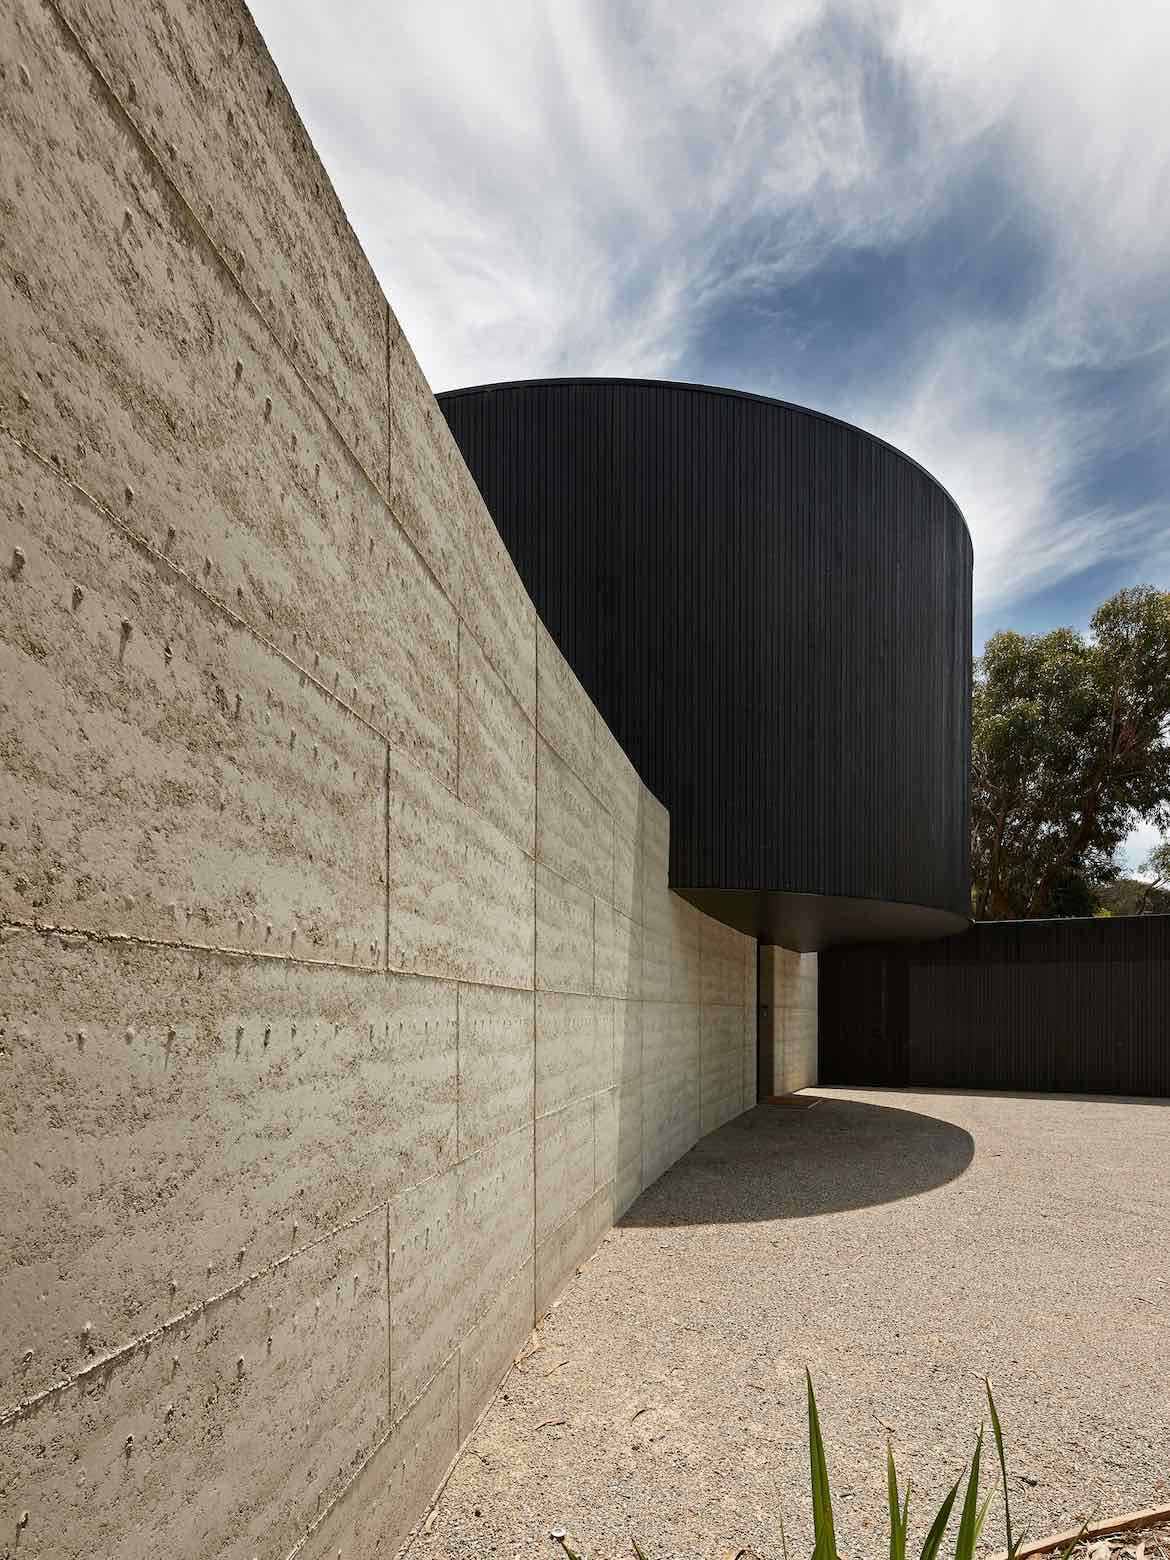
(250, 0, 1170, 621)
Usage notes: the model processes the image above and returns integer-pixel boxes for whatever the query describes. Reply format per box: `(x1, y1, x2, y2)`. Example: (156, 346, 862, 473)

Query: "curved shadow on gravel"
(624, 1097, 975, 1225)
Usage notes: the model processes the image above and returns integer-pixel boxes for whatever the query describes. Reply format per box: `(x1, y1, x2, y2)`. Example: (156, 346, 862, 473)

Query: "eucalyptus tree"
(971, 586, 1170, 919)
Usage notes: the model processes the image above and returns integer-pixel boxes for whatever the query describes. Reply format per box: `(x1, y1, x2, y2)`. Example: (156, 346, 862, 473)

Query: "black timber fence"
(819, 915, 1170, 1097)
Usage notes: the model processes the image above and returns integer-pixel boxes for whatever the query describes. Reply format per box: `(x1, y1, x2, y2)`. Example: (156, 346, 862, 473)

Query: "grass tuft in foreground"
(624, 1373, 1090, 1560)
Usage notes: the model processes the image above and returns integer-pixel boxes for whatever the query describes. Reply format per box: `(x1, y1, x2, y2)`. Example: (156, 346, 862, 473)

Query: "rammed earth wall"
(0, 2, 757, 1554)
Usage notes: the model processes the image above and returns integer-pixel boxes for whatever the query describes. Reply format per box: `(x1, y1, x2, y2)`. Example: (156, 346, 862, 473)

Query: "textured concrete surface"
(414, 1087, 1170, 1560)
(761, 947, 818, 1093)
(0, 1, 756, 1553)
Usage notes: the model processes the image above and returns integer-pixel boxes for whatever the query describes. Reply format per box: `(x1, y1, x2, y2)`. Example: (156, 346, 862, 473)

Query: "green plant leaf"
(918, 1479, 961, 1560)
(888, 1442, 904, 1560)
(974, 1488, 995, 1545)
(953, 1427, 985, 1560)
(806, 1371, 837, 1560)
(986, 1379, 1018, 1559)
(631, 1542, 650, 1560)
(1058, 1517, 1092, 1560)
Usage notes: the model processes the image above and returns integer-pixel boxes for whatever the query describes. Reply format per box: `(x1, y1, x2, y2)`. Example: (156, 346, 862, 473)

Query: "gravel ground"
(411, 1088, 1170, 1560)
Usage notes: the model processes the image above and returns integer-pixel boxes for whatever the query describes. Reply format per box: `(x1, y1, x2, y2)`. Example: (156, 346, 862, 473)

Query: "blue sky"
(250, 0, 1169, 871)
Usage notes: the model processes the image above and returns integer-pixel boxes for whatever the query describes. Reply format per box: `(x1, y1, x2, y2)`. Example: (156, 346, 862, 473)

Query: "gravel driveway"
(412, 1088, 1170, 1560)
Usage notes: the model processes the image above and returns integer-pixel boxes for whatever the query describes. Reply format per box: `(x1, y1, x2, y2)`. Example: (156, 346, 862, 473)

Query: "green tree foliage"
(972, 586, 1170, 920)
(1137, 837, 1170, 913)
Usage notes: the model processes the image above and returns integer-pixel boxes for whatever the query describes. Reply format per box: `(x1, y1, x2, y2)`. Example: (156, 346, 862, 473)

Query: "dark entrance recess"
(819, 916, 1170, 1097)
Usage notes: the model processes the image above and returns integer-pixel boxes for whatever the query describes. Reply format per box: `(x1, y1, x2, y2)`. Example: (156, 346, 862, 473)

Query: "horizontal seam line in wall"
(3, 427, 640, 911)
(1, 914, 377, 973)
(535, 724, 640, 842)
(287, 1246, 537, 1560)
(534, 1085, 616, 1126)
(41, 0, 538, 726)
(6, 915, 731, 1008)
(0, 1199, 385, 1428)
(535, 1175, 617, 1257)
(1, 1103, 562, 1431)
(1, 913, 541, 996)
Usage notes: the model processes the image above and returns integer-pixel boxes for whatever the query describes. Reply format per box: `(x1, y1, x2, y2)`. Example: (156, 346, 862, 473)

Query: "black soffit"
(677, 889, 970, 953)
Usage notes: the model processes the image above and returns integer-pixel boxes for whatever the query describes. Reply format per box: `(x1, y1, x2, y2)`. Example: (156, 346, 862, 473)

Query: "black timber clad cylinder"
(438, 378, 973, 950)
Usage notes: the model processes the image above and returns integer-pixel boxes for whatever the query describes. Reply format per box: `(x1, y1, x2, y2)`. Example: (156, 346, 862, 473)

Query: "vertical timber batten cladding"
(438, 379, 974, 952)
(820, 917, 1170, 1096)
(0, 2, 756, 1555)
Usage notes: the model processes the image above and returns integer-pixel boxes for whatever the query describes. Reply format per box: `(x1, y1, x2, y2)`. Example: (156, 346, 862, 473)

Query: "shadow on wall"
(622, 1097, 975, 1225)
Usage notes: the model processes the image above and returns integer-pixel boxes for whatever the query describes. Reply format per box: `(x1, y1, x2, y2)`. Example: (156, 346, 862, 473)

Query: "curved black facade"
(438, 379, 972, 950)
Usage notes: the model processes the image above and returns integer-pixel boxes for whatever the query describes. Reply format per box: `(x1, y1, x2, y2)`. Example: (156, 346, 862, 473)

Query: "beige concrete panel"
(52, 0, 390, 494)
(701, 1005, 744, 1134)
(594, 715, 641, 840)
(642, 787, 669, 870)
(386, 317, 464, 607)
(595, 1086, 619, 1189)
(616, 1076, 643, 1215)
(778, 1006, 818, 1093)
(535, 865, 593, 995)
(641, 1106, 673, 1189)
(669, 893, 703, 950)
(640, 1003, 675, 1188)
(535, 1096, 595, 1244)
(458, 1257, 533, 1442)
(388, 1167, 461, 1421)
(536, 620, 594, 783)
(744, 939, 758, 1013)
(458, 1125, 534, 1336)
(641, 802, 672, 943)
(462, 485, 537, 721)
(595, 897, 642, 999)
(536, 735, 598, 895)
(640, 1001, 674, 1085)
(642, 878, 672, 947)
(0, 26, 455, 774)
(0, 452, 384, 960)
(0, 931, 453, 1402)
(387, 745, 534, 987)
(398, 1353, 461, 1550)
(594, 996, 615, 1092)
(642, 930, 673, 1002)
(613, 824, 642, 924)
(743, 1038, 759, 1109)
(535, 1181, 614, 1318)
(666, 1070, 701, 1171)
(593, 805, 616, 904)
(458, 628, 536, 856)
(534, 991, 596, 1118)
(297, 1354, 459, 1560)
(743, 942, 759, 1108)
(0, 1212, 386, 1560)
(461, 801, 536, 990)
(761, 946, 817, 1093)
(374, 512, 460, 786)
(642, 1003, 700, 1178)
(457, 984, 535, 1161)
(613, 998, 643, 1083)
(701, 918, 746, 1005)
(671, 937, 703, 1004)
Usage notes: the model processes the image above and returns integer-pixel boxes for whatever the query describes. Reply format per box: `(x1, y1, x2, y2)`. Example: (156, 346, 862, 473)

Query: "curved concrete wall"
(0, 3, 756, 1555)
(439, 380, 974, 950)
